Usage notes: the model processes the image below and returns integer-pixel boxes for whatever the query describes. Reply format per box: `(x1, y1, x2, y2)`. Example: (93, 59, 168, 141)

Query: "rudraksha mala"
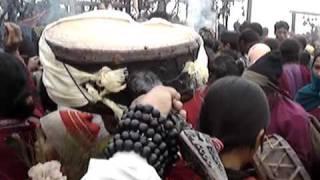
(104, 104, 181, 177)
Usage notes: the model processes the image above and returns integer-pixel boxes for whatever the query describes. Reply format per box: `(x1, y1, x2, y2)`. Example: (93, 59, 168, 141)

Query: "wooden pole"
(291, 12, 296, 33)
(246, 0, 252, 22)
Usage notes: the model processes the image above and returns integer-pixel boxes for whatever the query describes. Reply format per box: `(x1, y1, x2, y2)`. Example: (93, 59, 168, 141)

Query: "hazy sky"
(227, 0, 319, 35)
(251, 0, 320, 35)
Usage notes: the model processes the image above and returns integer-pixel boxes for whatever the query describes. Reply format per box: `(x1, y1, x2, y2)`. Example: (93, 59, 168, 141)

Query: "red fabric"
(268, 94, 313, 170)
(17, 55, 44, 118)
(26, 66, 44, 118)
(183, 87, 208, 128)
(244, 177, 257, 180)
(309, 108, 320, 120)
(165, 160, 201, 180)
(59, 111, 100, 147)
(279, 64, 311, 99)
(0, 120, 35, 180)
(167, 87, 210, 180)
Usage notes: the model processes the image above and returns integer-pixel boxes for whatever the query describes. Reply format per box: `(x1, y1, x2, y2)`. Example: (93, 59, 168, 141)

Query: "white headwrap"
(40, 10, 209, 119)
(248, 43, 271, 67)
(40, 11, 134, 118)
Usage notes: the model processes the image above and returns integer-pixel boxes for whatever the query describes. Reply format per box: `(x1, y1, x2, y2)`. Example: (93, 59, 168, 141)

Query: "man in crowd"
(274, 20, 290, 42)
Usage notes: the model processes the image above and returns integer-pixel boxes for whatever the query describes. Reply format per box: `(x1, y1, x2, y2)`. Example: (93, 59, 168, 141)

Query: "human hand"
(28, 56, 41, 72)
(133, 86, 186, 118)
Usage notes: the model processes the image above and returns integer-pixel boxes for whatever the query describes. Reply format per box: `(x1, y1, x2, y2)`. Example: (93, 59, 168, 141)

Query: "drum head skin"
(44, 10, 201, 67)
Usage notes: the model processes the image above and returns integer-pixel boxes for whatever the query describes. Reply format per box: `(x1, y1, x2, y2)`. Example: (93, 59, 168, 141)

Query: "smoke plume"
(187, 0, 216, 32)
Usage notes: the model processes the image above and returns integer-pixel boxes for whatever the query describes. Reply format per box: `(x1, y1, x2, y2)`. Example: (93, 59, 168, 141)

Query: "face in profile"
(312, 56, 320, 78)
(275, 28, 288, 42)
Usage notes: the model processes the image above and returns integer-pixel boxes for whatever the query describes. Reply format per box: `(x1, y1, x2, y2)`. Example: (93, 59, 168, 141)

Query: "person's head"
(280, 38, 301, 63)
(208, 55, 243, 83)
(0, 52, 35, 119)
(299, 51, 311, 67)
(262, 27, 269, 38)
(200, 27, 219, 53)
(248, 43, 271, 66)
(219, 31, 240, 52)
(199, 76, 269, 163)
(309, 53, 320, 93)
(220, 49, 240, 60)
(239, 21, 250, 32)
(274, 21, 289, 42)
(243, 51, 283, 97)
(264, 38, 280, 51)
(239, 30, 260, 55)
(19, 26, 39, 60)
(233, 21, 241, 32)
(294, 35, 307, 49)
(313, 40, 320, 51)
(127, 70, 162, 98)
(312, 53, 320, 78)
(248, 22, 263, 37)
(3, 22, 23, 53)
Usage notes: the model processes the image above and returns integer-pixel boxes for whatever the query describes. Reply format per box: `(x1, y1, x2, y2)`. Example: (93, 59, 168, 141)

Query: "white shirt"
(82, 152, 161, 180)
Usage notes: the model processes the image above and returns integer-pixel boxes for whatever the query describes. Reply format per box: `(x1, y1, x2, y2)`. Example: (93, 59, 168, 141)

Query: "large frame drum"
(253, 134, 311, 180)
(42, 10, 203, 105)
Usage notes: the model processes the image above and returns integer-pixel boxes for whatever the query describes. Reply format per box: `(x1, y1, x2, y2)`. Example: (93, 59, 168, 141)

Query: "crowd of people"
(0, 9, 320, 180)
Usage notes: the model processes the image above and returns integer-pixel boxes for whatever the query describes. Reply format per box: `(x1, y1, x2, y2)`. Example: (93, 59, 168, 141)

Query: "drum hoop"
(254, 134, 311, 180)
(46, 38, 201, 65)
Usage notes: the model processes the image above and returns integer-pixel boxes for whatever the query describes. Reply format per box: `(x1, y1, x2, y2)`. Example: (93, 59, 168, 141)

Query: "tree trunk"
(156, 0, 167, 13)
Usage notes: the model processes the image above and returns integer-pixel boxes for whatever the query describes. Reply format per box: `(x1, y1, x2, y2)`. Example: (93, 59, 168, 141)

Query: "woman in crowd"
(279, 38, 311, 99)
(296, 53, 320, 118)
(243, 51, 316, 174)
(295, 53, 320, 179)
(0, 52, 37, 180)
(3, 22, 44, 117)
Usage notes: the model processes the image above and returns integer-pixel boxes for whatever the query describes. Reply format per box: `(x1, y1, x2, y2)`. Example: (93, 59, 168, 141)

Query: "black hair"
(294, 35, 307, 49)
(239, 30, 260, 44)
(280, 38, 301, 63)
(248, 22, 263, 36)
(128, 71, 162, 98)
(220, 49, 240, 60)
(205, 45, 216, 63)
(199, 76, 270, 153)
(19, 25, 38, 59)
(239, 30, 260, 54)
(312, 53, 320, 67)
(0, 52, 34, 119)
(199, 27, 219, 53)
(239, 21, 250, 32)
(264, 38, 280, 51)
(219, 31, 240, 51)
(208, 55, 243, 83)
(262, 27, 269, 37)
(299, 51, 311, 66)
(274, 21, 289, 34)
